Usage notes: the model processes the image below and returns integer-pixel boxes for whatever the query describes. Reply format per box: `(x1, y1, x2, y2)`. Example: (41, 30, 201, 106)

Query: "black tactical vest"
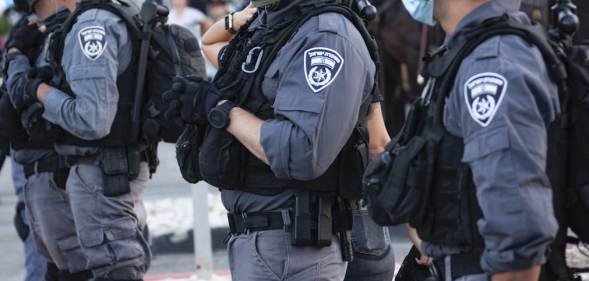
(198, 0, 380, 199)
(46, 0, 140, 148)
(399, 75, 485, 249)
(406, 15, 565, 249)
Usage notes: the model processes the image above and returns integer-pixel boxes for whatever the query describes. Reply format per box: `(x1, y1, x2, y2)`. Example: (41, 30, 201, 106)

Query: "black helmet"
(14, 0, 39, 12)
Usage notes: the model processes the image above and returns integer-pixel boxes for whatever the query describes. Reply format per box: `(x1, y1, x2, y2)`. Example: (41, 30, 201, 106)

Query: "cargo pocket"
(104, 217, 144, 263)
(351, 210, 390, 257)
(74, 217, 143, 271)
(57, 235, 92, 272)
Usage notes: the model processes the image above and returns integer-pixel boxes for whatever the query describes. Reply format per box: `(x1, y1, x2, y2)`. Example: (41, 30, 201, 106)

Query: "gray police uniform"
(10, 158, 48, 281)
(221, 2, 375, 280)
(39, 8, 150, 280)
(5, 10, 82, 274)
(421, 1, 558, 280)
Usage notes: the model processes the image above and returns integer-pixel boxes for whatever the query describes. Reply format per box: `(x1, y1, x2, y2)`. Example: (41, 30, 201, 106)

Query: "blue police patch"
(78, 26, 107, 61)
(464, 72, 508, 127)
(304, 47, 344, 93)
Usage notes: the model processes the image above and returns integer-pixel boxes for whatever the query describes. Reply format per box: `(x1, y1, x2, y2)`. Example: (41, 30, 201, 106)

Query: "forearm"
(201, 18, 232, 46)
(37, 83, 116, 139)
(367, 103, 390, 158)
(5, 54, 32, 101)
(404, 224, 423, 252)
(226, 106, 269, 164)
(492, 266, 541, 281)
(203, 42, 228, 69)
(201, 20, 231, 68)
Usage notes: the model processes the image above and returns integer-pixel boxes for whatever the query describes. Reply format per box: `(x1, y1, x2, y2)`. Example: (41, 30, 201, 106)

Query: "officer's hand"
(163, 76, 226, 125)
(5, 19, 46, 54)
(20, 102, 59, 142)
(415, 255, 432, 266)
(11, 66, 53, 112)
(234, 4, 257, 31)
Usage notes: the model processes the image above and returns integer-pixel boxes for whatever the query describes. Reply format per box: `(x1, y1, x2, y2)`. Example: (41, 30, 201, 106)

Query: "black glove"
(11, 66, 53, 112)
(21, 102, 60, 143)
(163, 76, 227, 125)
(5, 19, 45, 54)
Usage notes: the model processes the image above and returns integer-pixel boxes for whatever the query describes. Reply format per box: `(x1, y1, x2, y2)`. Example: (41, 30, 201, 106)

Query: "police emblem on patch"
(464, 72, 508, 127)
(78, 26, 107, 61)
(304, 47, 344, 93)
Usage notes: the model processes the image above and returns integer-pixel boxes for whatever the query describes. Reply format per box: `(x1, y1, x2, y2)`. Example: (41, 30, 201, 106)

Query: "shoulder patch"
(304, 47, 344, 93)
(78, 26, 107, 61)
(464, 72, 508, 127)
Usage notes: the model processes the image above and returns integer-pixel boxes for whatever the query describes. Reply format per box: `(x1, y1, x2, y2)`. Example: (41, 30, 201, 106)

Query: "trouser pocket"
(351, 210, 390, 257)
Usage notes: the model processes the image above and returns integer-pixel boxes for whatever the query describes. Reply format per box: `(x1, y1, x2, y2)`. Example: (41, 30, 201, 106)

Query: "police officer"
(10, 0, 152, 279)
(395, 0, 559, 280)
(169, 0, 377, 279)
(2, 0, 93, 280)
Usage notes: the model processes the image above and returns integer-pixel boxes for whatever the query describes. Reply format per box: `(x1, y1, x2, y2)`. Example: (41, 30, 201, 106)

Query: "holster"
(97, 147, 140, 197)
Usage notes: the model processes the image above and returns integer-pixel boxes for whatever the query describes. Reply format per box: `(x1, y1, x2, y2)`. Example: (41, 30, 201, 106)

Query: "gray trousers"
(24, 171, 78, 270)
(25, 161, 150, 280)
(228, 230, 348, 281)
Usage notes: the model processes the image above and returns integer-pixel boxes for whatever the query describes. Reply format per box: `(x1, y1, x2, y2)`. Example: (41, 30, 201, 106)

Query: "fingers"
(162, 90, 180, 103)
(415, 255, 433, 266)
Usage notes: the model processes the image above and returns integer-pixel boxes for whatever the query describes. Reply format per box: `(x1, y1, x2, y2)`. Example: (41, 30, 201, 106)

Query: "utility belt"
(23, 155, 70, 190)
(227, 192, 356, 261)
(64, 146, 157, 197)
(432, 252, 484, 280)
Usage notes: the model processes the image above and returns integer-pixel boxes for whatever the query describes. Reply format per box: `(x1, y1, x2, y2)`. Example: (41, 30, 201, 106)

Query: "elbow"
(291, 155, 330, 181)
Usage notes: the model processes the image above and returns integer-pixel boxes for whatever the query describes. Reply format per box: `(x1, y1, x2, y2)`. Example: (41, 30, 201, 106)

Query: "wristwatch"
(224, 12, 237, 34)
(208, 101, 237, 129)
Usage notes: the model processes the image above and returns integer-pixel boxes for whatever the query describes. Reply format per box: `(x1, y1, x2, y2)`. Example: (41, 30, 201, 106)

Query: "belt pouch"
(316, 196, 334, 246)
(292, 192, 314, 246)
(98, 147, 130, 197)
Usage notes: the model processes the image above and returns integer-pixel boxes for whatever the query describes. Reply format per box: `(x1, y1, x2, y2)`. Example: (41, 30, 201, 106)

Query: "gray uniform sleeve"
(260, 19, 375, 181)
(448, 36, 558, 274)
(5, 53, 33, 106)
(42, 9, 128, 140)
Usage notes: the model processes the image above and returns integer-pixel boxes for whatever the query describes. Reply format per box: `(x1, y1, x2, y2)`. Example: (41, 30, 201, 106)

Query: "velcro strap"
(227, 211, 288, 234)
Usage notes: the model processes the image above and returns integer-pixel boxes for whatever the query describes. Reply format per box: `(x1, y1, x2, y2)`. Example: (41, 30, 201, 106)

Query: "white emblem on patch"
(78, 26, 107, 61)
(304, 47, 344, 93)
(464, 72, 508, 127)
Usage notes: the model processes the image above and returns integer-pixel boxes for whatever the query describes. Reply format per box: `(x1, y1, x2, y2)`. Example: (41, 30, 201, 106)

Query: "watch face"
(209, 108, 227, 129)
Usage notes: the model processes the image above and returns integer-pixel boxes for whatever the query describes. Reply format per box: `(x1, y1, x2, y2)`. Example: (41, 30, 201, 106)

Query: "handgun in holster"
(97, 147, 141, 197)
(334, 198, 354, 262)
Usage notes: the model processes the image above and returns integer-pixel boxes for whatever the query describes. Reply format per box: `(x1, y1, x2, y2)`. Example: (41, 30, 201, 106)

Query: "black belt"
(433, 252, 484, 280)
(228, 210, 292, 235)
(23, 156, 69, 178)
